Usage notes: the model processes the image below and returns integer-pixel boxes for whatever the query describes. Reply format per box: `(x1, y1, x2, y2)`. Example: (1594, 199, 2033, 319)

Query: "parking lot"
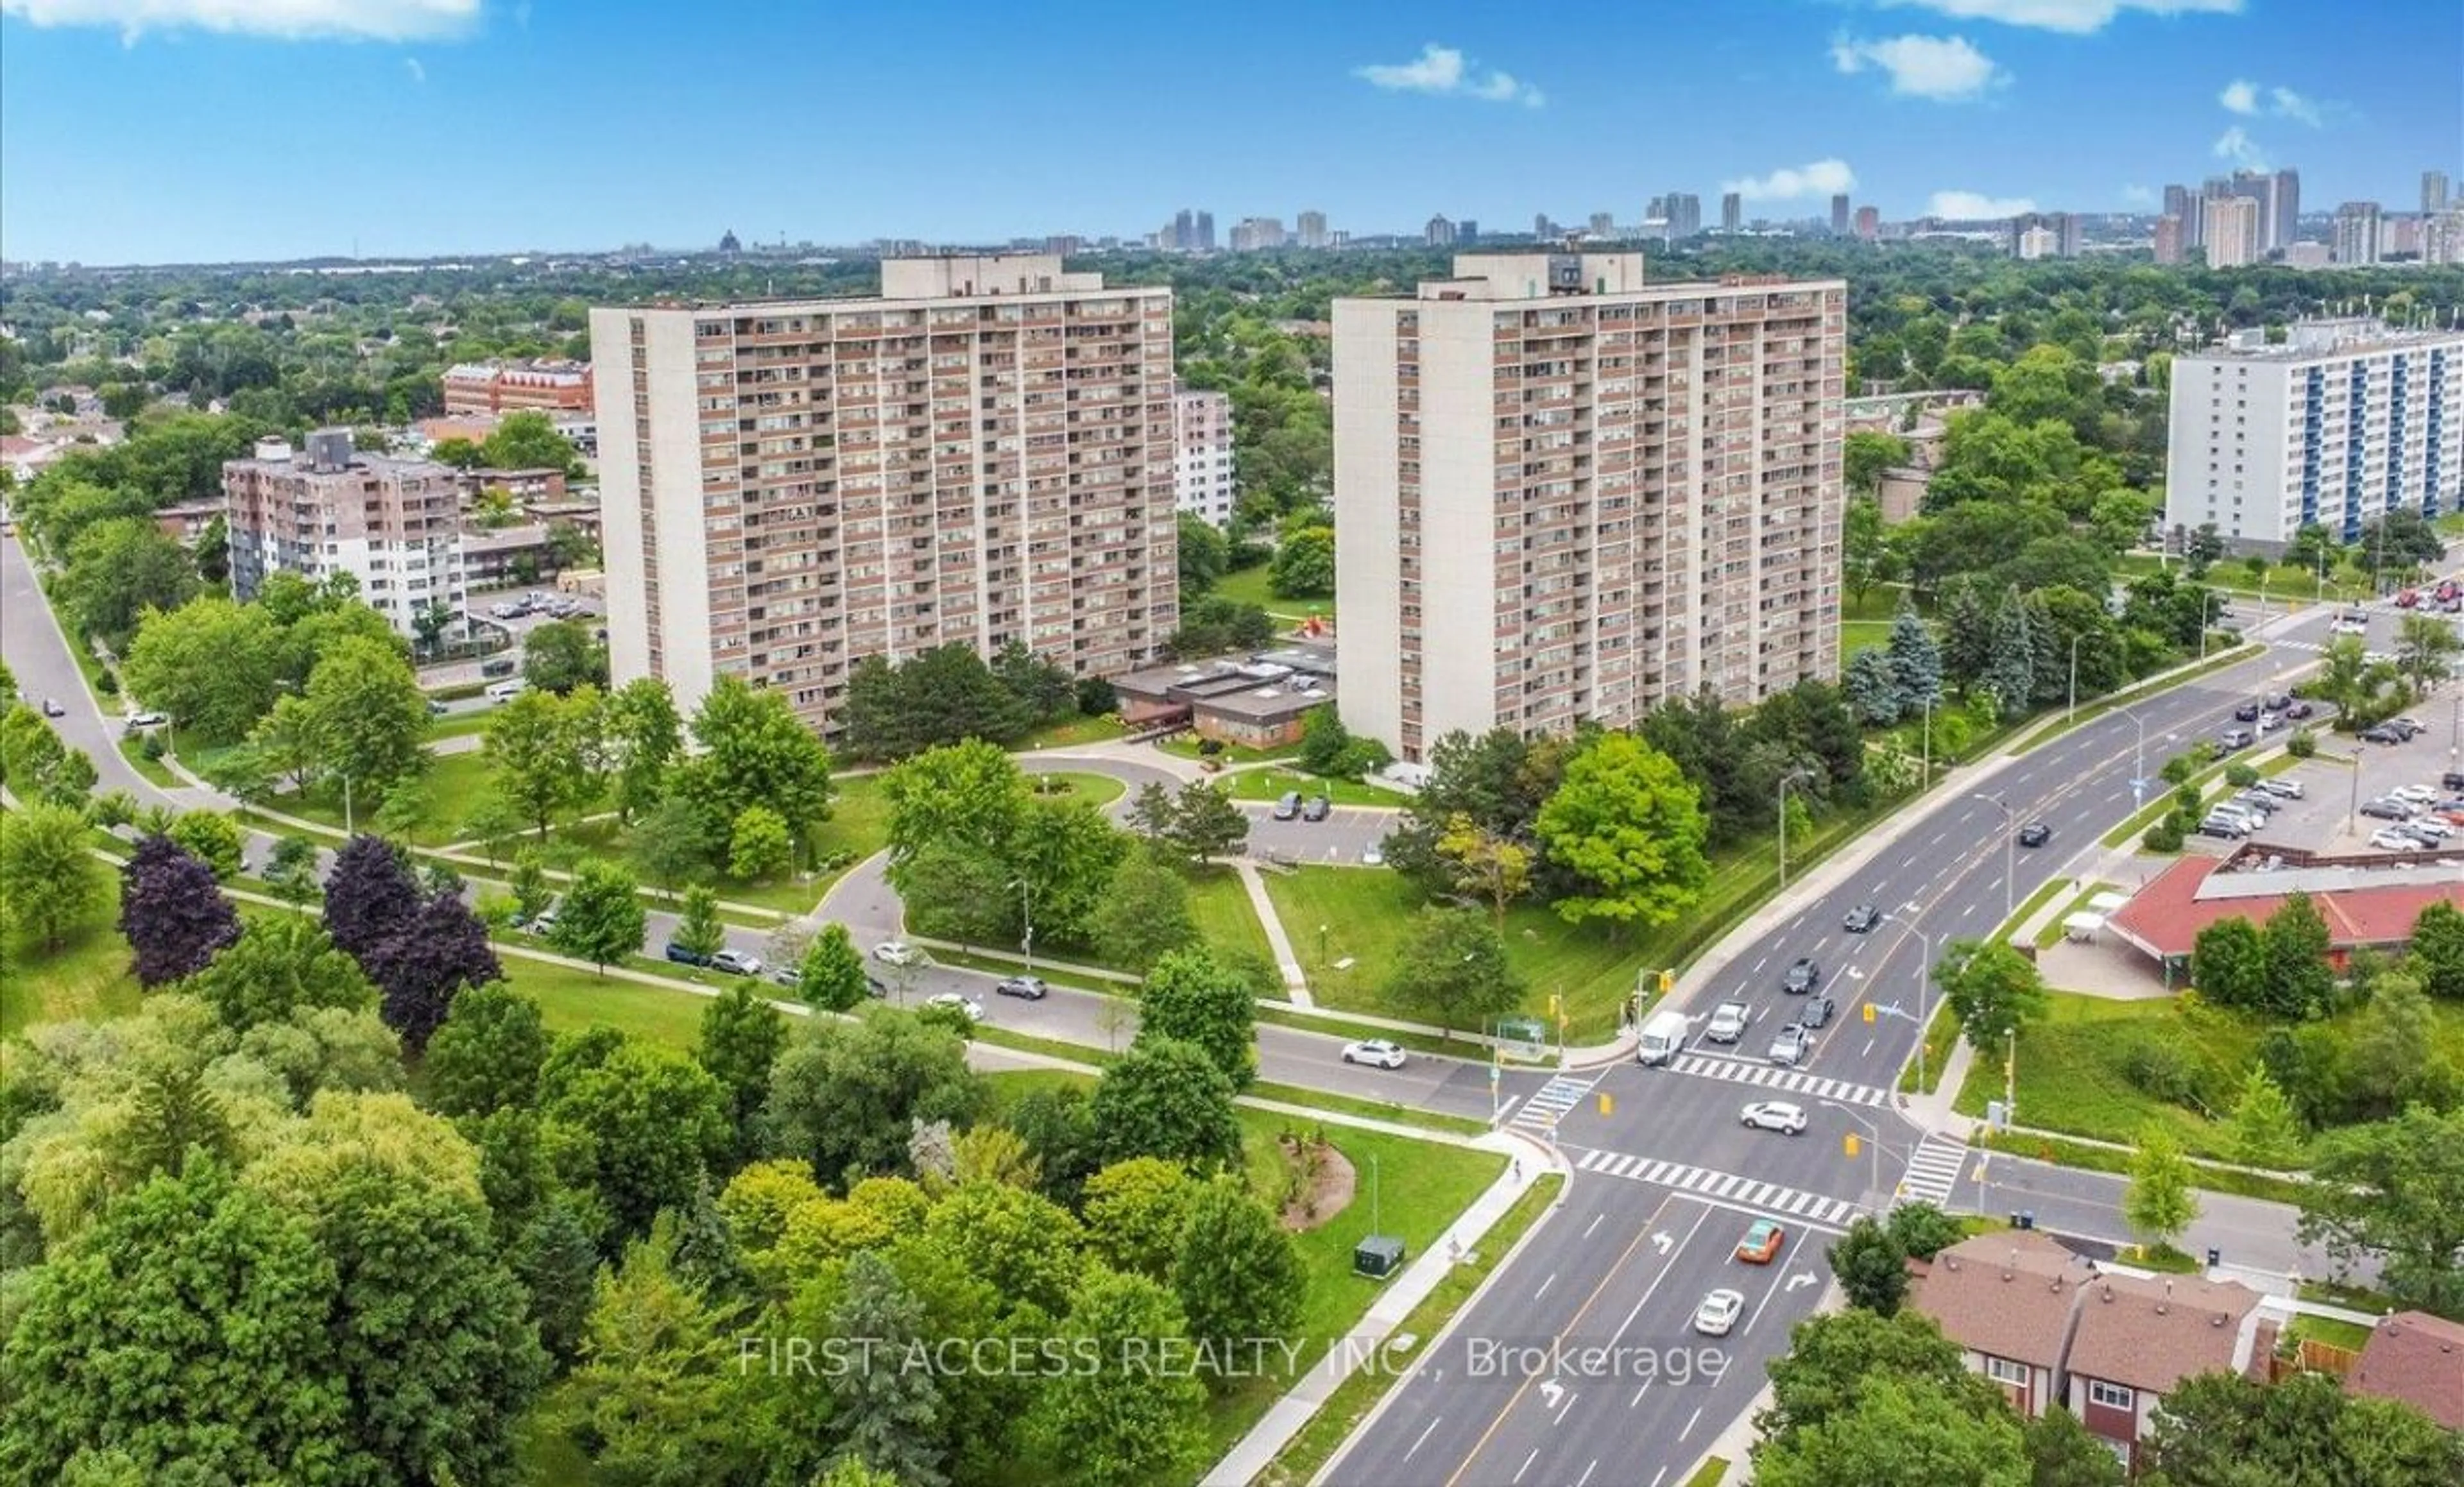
(2200, 715, 2464, 858)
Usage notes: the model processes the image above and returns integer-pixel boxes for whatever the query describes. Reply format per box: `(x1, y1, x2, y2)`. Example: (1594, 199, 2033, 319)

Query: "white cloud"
(1927, 189, 2039, 219)
(2212, 125, 2268, 169)
(2219, 78, 2259, 114)
(1354, 42, 1544, 108)
(402, 55, 422, 82)
(1879, 0, 2243, 35)
(2268, 85, 2320, 126)
(0, 0, 479, 41)
(1830, 33, 2006, 100)
(2121, 183, 2157, 205)
(1721, 158, 1859, 201)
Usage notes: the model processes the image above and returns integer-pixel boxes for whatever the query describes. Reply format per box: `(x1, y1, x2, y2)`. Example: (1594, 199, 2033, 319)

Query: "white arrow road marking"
(1652, 1230, 1673, 1255)
(1786, 1270, 1817, 1293)
(1538, 1379, 1564, 1411)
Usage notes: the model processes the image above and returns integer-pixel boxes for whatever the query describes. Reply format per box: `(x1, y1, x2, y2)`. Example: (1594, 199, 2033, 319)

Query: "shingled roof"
(2066, 1271, 2263, 1395)
(2345, 1310, 2464, 1431)
(1906, 1230, 2098, 1370)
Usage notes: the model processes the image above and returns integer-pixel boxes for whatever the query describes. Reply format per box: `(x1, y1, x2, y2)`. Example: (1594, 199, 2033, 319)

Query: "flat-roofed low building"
(1111, 643, 1335, 749)
(442, 358, 594, 416)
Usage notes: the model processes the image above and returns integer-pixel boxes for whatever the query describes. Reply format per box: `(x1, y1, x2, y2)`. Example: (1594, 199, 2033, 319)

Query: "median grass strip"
(116, 736, 179, 788)
(1896, 1001, 1961, 1096)
(1254, 1173, 1564, 1487)
(2014, 644, 2266, 755)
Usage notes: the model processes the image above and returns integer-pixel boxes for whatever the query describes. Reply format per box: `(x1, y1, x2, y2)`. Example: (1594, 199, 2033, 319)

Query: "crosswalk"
(1895, 1132, 1972, 1209)
(1569, 1146, 1860, 1228)
(1666, 1053, 1892, 1108)
(1509, 1074, 1598, 1134)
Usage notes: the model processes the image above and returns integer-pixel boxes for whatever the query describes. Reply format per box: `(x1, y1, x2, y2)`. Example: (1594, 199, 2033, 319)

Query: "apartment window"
(1984, 1357, 2027, 1387)
(2087, 1380, 2134, 1411)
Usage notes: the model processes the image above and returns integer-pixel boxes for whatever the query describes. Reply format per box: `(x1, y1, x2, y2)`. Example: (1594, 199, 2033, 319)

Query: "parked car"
(1781, 957, 1822, 994)
(2257, 711, 2286, 733)
(1842, 903, 1881, 933)
(710, 949, 762, 976)
(2231, 790, 2279, 813)
(481, 658, 518, 679)
(126, 711, 166, 727)
(872, 940, 920, 965)
(2218, 727, 2254, 751)
(2404, 817, 2454, 841)
(2258, 778, 2306, 800)
(1740, 1100, 1807, 1134)
(2362, 725, 2408, 745)
(2286, 701, 2316, 720)
(923, 992, 984, 1023)
(1342, 1039, 1407, 1069)
(2017, 821, 2052, 848)
(39, 697, 64, 717)
(995, 975, 1048, 999)
(1362, 844, 1385, 866)
(2360, 798, 2416, 820)
(1766, 1023, 1812, 1067)
(2263, 693, 2293, 711)
(2372, 828, 2422, 851)
(426, 699, 450, 717)
(1734, 1218, 1787, 1265)
(2391, 785, 2438, 804)
(1705, 1001, 1750, 1044)
(2198, 815, 2251, 840)
(2232, 701, 2262, 722)
(1693, 1288, 1747, 1337)
(1301, 795, 1332, 822)
(663, 940, 712, 968)
(1272, 792, 1302, 820)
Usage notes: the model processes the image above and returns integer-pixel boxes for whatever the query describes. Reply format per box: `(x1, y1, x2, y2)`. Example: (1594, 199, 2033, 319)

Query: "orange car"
(1734, 1218, 1786, 1265)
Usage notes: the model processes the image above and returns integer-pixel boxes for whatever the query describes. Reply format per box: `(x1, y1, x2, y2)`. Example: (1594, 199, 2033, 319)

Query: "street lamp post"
(1009, 878, 1036, 977)
(1777, 767, 1815, 889)
(2200, 589, 2223, 661)
(1970, 792, 2018, 922)
(1879, 912, 1939, 1094)
(1920, 692, 1936, 791)
(2066, 633, 2085, 724)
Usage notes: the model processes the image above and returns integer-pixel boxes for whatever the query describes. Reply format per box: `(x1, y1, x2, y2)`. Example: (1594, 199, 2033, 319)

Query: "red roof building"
(2107, 853, 2464, 971)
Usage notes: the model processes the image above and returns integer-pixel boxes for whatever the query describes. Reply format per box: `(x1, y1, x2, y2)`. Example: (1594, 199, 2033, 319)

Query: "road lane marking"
(1513, 1447, 1539, 1484)
(1740, 1257, 1798, 1338)
(1553, 1389, 1579, 1424)
(1405, 1417, 1443, 1461)
(1582, 1212, 1604, 1240)
(1577, 1460, 1598, 1486)
(1604, 1207, 1713, 1348)
(1680, 1406, 1703, 1442)
(1534, 1273, 1556, 1300)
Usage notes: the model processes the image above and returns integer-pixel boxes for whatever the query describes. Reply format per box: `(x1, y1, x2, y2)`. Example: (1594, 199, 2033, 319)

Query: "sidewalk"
(1238, 860, 1312, 1005)
(1202, 1132, 1562, 1486)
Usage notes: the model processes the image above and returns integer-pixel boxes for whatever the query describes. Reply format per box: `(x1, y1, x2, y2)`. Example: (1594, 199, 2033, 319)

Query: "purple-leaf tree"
(368, 890, 504, 1054)
(321, 833, 422, 963)
(119, 834, 239, 988)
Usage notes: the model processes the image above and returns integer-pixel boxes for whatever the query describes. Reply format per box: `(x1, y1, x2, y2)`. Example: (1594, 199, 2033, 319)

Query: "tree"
(1534, 733, 1712, 933)
(761, 1009, 987, 1183)
(1172, 1175, 1303, 1389)
(900, 841, 1017, 950)
(183, 913, 375, 1033)
(1166, 596, 1276, 658)
(1435, 813, 1534, 927)
(1842, 495, 1895, 608)
(1269, 524, 1334, 599)
(477, 409, 582, 473)
(2299, 1104, 2464, 1316)
(2345, 972, 2460, 1121)
(797, 922, 874, 1012)
(2261, 891, 2334, 1019)
(843, 644, 1034, 760)
(629, 792, 724, 897)
(522, 617, 608, 694)
(1139, 946, 1257, 1090)
(1981, 585, 2036, 720)
(545, 1041, 733, 1243)
(1759, 1307, 2012, 1446)
(486, 686, 594, 840)
(57, 515, 197, 647)
(1177, 510, 1229, 595)
(672, 883, 727, 963)
(0, 803, 104, 952)
(1842, 646, 1903, 727)
(1845, 431, 1912, 495)
(1385, 905, 1526, 1038)
(122, 595, 283, 741)
(504, 849, 553, 925)
(2141, 1370, 2464, 1487)
(166, 807, 244, 879)
(1090, 1035, 1242, 1170)
(364, 888, 503, 1054)
(2393, 609, 2462, 692)
(430, 435, 484, 468)
(604, 676, 683, 823)
(1089, 847, 1200, 971)
(1165, 777, 1250, 867)
(2223, 1064, 2306, 1170)
(1027, 1268, 1210, 1487)
(1753, 1373, 2029, 1487)
(1082, 1158, 1197, 1279)
(1125, 780, 1177, 845)
(1, 703, 99, 807)
(320, 833, 422, 962)
(673, 674, 835, 865)
(1930, 939, 2048, 1053)
(825, 1250, 950, 1487)
(990, 640, 1077, 725)
(2123, 1123, 2200, 1253)
(697, 982, 786, 1166)
(1886, 1202, 1964, 1261)
(550, 860, 649, 974)
(1827, 1216, 1911, 1315)
(2190, 915, 2268, 1010)
(728, 803, 793, 882)
(560, 1214, 760, 1486)
(423, 983, 551, 1118)
(2023, 1406, 2124, 1487)
(300, 634, 429, 795)
(119, 833, 239, 987)
(2408, 899, 2464, 1000)
(372, 774, 431, 842)
(0, 1163, 352, 1484)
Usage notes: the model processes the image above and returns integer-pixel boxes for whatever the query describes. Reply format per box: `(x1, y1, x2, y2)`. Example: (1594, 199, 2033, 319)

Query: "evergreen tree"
(1982, 585, 2036, 721)
(2223, 1065, 2306, 1170)
(1888, 598, 1946, 706)
(826, 1251, 948, 1487)
(1841, 646, 1903, 727)
(1937, 582, 1992, 693)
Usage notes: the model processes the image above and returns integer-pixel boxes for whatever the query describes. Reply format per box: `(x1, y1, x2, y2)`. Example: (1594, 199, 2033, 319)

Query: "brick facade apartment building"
(222, 429, 466, 641)
(1331, 252, 1845, 762)
(590, 254, 1177, 736)
(442, 358, 595, 417)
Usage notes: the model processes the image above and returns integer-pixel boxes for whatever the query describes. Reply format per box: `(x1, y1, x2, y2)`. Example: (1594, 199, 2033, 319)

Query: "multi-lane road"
(1324, 598, 2377, 1487)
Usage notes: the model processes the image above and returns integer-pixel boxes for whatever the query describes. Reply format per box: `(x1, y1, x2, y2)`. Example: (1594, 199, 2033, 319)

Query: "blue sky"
(2, 0, 2456, 264)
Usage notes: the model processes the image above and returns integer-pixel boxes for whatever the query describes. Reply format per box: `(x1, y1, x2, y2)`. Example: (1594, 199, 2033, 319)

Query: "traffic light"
(1844, 1133, 1861, 1158)
(1598, 1092, 1614, 1116)
(1657, 969, 1674, 995)
(1862, 1001, 1877, 1024)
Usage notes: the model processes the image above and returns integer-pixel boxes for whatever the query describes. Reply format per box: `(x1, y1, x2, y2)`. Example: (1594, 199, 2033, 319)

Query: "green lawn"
(270, 749, 502, 846)
(1953, 991, 2263, 1159)
(1, 890, 137, 1039)
(1158, 736, 1298, 766)
(1185, 866, 1278, 969)
(1224, 767, 1408, 810)
(2116, 552, 2374, 606)
(1840, 620, 1892, 663)
(1018, 713, 1131, 751)
(1213, 562, 1333, 622)
(1028, 770, 1125, 807)
(426, 710, 495, 744)
(509, 955, 722, 1049)
(117, 735, 179, 788)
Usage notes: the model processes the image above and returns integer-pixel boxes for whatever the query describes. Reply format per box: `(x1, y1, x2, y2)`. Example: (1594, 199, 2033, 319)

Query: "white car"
(1362, 844, 1385, 867)
(2391, 785, 2438, 804)
(2331, 618, 2368, 635)
(1740, 1100, 1807, 1134)
(127, 710, 167, 727)
(1705, 1000, 1750, 1044)
(2371, 828, 2421, 851)
(923, 992, 984, 1023)
(1342, 1039, 1407, 1069)
(2406, 817, 2454, 840)
(710, 948, 763, 976)
(1692, 1288, 1746, 1338)
(872, 940, 920, 966)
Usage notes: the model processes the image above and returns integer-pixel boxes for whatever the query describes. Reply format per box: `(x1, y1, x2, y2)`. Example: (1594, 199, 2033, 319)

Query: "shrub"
(2286, 727, 2317, 760)
(2160, 752, 2200, 786)
(2225, 763, 2259, 788)
(2120, 1037, 2203, 1105)
(95, 670, 119, 697)
(2144, 817, 2186, 853)
(140, 730, 167, 761)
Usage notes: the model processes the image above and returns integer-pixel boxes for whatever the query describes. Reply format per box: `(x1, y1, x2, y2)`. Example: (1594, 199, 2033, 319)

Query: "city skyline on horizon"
(2, 0, 2458, 265)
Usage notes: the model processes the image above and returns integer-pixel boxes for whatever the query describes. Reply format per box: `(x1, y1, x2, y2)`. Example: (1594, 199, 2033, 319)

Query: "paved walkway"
(1237, 860, 1312, 1005)
(1202, 1131, 1561, 1487)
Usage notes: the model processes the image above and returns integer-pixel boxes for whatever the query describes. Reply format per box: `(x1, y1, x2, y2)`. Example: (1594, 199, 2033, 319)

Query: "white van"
(1636, 1008, 1690, 1066)
(485, 679, 528, 703)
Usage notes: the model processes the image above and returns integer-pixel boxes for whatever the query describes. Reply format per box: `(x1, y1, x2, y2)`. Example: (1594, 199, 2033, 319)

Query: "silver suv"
(1706, 1000, 1750, 1044)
